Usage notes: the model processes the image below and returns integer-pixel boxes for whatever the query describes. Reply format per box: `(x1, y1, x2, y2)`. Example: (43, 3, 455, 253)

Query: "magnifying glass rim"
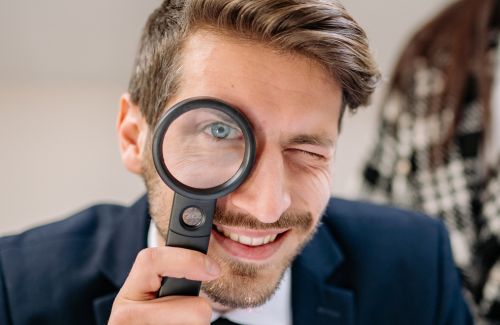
(152, 97, 256, 200)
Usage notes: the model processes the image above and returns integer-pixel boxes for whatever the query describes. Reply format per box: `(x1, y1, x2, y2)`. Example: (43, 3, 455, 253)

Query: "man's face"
(142, 30, 342, 309)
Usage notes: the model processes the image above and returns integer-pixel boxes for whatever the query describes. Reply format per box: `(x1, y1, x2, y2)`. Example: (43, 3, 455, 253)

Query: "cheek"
(287, 164, 332, 216)
(145, 172, 176, 236)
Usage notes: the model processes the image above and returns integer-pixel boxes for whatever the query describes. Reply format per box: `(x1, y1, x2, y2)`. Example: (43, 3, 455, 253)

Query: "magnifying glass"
(152, 97, 256, 297)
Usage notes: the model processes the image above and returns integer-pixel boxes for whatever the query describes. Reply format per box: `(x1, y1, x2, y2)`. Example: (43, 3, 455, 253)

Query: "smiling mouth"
(211, 224, 290, 260)
(213, 224, 289, 245)
(214, 225, 280, 246)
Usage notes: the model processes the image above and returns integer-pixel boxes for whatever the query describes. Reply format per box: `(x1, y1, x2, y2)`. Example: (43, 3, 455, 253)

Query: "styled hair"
(128, 0, 380, 127)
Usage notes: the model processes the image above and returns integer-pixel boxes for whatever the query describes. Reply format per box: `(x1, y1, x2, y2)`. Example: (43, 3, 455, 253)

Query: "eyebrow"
(286, 134, 335, 148)
(197, 109, 239, 128)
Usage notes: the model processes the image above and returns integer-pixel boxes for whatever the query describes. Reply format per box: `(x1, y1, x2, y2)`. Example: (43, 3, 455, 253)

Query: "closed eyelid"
(286, 134, 335, 149)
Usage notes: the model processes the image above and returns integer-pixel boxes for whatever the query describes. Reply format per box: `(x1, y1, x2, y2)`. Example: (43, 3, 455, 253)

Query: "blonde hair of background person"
(362, 0, 500, 322)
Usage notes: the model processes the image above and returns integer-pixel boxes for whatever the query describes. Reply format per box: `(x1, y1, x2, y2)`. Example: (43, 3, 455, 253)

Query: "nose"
(228, 146, 291, 224)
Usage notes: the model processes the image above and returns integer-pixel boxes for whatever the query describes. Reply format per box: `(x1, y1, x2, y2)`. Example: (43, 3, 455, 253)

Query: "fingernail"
(206, 258, 220, 277)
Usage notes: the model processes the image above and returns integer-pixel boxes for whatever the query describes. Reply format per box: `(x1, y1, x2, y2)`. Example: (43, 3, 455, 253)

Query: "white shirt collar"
(147, 221, 292, 325)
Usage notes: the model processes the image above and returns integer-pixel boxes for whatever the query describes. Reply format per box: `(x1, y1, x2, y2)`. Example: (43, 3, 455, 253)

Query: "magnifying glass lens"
(162, 108, 246, 189)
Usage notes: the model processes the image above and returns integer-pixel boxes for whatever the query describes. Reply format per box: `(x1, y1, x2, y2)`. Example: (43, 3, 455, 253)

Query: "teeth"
(215, 225, 280, 246)
(239, 235, 252, 245)
(252, 237, 264, 246)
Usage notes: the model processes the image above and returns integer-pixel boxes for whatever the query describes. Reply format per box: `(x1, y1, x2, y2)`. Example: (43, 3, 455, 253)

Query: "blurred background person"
(362, 0, 500, 322)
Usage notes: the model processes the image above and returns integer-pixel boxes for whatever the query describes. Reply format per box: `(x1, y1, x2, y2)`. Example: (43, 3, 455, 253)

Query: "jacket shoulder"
(0, 202, 130, 324)
(0, 203, 127, 249)
(323, 199, 449, 292)
(323, 197, 445, 249)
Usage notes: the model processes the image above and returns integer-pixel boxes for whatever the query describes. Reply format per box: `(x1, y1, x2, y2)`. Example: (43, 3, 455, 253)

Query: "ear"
(117, 93, 149, 175)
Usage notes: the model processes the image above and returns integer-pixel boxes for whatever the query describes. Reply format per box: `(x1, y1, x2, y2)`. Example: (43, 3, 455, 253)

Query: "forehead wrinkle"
(196, 65, 331, 104)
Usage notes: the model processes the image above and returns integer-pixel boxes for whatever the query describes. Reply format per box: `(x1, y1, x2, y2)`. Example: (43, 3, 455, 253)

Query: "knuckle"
(136, 247, 155, 265)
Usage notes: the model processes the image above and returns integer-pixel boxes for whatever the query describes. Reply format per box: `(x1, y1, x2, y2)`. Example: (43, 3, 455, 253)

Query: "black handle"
(158, 193, 216, 297)
(159, 231, 211, 296)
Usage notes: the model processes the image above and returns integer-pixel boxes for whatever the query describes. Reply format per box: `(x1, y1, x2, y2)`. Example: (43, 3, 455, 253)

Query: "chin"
(201, 259, 288, 309)
(201, 229, 313, 309)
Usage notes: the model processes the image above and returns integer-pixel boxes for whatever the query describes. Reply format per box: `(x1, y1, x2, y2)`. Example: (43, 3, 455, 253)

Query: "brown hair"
(390, 0, 499, 159)
(128, 0, 380, 127)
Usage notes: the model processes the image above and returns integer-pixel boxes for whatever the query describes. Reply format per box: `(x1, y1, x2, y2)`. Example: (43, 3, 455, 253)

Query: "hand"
(108, 246, 221, 325)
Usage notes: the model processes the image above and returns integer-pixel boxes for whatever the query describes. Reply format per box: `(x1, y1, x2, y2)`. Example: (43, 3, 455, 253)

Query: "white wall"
(0, 0, 452, 235)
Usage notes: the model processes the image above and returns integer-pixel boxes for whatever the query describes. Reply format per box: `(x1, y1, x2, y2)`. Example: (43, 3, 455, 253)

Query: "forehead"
(169, 30, 342, 138)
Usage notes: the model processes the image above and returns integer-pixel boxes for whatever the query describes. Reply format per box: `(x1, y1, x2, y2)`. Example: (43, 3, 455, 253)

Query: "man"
(0, 1, 471, 324)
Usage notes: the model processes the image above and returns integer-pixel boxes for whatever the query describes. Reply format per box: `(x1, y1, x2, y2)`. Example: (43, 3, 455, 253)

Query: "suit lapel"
(92, 196, 150, 324)
(292, 223, 355, 325)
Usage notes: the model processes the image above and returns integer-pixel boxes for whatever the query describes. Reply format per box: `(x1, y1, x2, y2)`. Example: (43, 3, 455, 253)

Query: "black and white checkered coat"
(361, 57, 500, 322)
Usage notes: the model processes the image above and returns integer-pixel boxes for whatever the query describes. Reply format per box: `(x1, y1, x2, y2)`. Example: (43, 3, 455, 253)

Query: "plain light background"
(0, 0, 452, 235)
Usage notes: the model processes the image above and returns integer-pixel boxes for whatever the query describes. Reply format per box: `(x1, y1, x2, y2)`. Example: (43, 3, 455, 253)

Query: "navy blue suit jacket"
(0, 196, 472, 324)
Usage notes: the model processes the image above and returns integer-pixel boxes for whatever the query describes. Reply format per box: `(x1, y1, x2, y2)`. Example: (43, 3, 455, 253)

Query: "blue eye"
(210, 122, 231, 139)
(203, 122, 241, 140)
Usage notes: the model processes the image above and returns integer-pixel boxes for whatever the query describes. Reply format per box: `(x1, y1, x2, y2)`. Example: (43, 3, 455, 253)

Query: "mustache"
(213, 207, 313, 232)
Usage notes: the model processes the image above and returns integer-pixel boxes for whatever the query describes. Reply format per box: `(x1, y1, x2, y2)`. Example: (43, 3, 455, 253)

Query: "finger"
(110, 296, 212, 325)
(119, 247, 220, 300)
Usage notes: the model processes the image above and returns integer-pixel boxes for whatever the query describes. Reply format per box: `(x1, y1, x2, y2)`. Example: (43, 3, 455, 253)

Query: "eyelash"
(293, 149, 326, 161)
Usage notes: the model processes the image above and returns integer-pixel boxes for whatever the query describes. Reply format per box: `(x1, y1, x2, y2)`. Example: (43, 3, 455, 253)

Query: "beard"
(201, 207, 316, 309)
(142, 146, 320, 309)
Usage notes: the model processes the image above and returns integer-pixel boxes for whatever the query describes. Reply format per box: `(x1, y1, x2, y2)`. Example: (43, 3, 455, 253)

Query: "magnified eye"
(211, 123, 230, 138)
(204, 122, 240, 140)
